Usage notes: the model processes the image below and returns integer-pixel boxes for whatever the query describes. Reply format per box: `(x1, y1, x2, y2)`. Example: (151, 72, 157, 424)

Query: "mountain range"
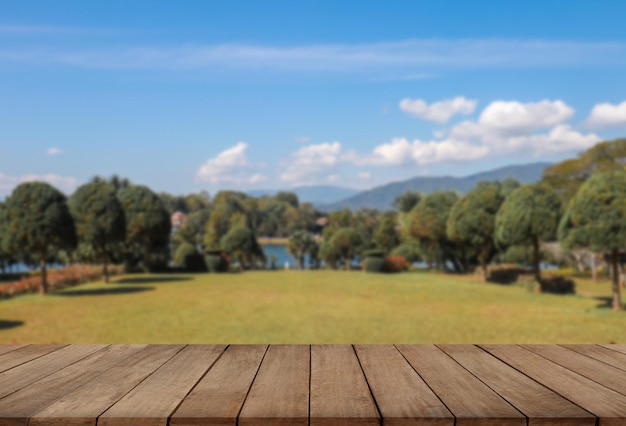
(248, 162, 552, 211)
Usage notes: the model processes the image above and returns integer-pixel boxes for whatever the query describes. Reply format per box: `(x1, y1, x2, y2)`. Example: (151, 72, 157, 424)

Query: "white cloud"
(358, 172, 371, 179)
(477, 100, 574, 134)
(585, 101, 626, 128)
(195, 142, 266, 185)
(0, 172, 78, 195)
(399, 96, 477, 123)
(280, 142, 344, 185)
(357, 137, 490, 166)
(46, 147, 62, 156)
(354, 99, 599, 167)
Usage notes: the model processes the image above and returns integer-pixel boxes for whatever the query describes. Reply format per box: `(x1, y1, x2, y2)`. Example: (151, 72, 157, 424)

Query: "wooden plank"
(310, 345, 379, 426)
(397, 344, 525, 426)
(562, 344, 626, 372)
(0, 344, 66, 373)
(0, 344, 107, 400)
(0, 345, 146, 426)
(439, 344, 595, 426)
(170, 344, 268, 426)
(98, 345, 227, 426)
(482, 344, 626, 425)
(0, 344, 28, 357)
(600, 344, 626, 356)
(522, 344, 626, 397)
(238, 345, 310, 426)
(29, 344, 184, 426)
(355, 344, 454, 426)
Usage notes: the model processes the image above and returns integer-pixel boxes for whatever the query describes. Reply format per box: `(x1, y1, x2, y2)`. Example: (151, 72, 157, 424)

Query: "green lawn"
(0, 270, 625, 343)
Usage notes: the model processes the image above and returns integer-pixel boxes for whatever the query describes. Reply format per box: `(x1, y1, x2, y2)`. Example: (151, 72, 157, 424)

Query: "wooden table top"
(0, 344, 625, 425)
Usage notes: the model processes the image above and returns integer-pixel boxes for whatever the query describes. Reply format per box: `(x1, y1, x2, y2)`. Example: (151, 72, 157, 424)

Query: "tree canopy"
(287, 230, 317, 269)
(220, 226, 264, 269)
(558, 171, 626, 310)
(69, 181, 126, 282)
(447, 181, 504, 280)
(495, 183, 561, 283)
(2, 182, 77, 293)
(117, 185, 171, 272)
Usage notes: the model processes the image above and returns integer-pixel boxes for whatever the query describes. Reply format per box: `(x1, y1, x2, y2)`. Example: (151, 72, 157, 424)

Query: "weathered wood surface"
(1, 344, 626, 425)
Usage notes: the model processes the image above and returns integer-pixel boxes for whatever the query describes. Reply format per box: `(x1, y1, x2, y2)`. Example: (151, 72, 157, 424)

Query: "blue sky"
(2, 1, 626, 197)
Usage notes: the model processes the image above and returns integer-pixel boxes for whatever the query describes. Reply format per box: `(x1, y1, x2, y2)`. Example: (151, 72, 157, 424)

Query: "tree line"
(1, 138, 625, 310)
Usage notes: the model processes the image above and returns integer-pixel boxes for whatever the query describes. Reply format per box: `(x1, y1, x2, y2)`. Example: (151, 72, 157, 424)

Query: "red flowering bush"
(385, 256, 410, 272)
(0, 264, 125, 299)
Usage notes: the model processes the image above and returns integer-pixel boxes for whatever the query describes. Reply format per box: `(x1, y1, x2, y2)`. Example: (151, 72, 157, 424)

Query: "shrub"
(205, 251, 229, 273)
(540, 276, 576, 294)
(0, 264, 125, 300)
(184, 253, 209, 272)
(362, 249, 385, 258)
(385, 256, 410, 272)
(390, 243, 421, 263)
(364, 257, 388, 273)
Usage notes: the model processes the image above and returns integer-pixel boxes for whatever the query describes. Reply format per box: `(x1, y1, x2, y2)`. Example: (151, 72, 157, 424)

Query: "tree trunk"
(298, 256, 304, 270)
(40, 256, 48, 295)
(103, 254, 109, 283)
(532, 238, 541, 284)
(480, 245, 489, 282)
(611, 248, 623, 311)
(345, 257, 351, 271)
(591, 254, 598, 282)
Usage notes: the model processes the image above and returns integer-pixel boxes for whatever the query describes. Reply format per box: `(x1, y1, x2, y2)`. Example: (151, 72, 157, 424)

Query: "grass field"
(0, 270, 625, 344)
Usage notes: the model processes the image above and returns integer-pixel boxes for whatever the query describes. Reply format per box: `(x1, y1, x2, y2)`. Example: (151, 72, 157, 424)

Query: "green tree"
(394, 191, 422, 213)
(174, 209, 210, 251)
(407, 191, 461, 271)
(69, 182, 126, 282)
(495, 183, 561, 284)
(117, 185, 171, 272)
(447, 181, 504, 281)
(325, 227, 363, 271)
(500, 178, 521, 198)
(173, 242, 197, 267)
(2, 182, 77, 294)
(275, 191, 299, 208)
(220, 226, 264, 269)
(287, 230, 317, 269)
(373, 212, 400, 254)
(542, 138, 626, 206)
(558, 171, 626, 311)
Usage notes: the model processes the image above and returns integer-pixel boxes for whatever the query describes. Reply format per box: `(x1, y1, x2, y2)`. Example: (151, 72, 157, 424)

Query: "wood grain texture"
(600, 344, 626, 356)
(170, 344, 268, 426)
(482, 344, 626, 425)
(0, 344, 106, 400)
(355, 344, 454, 426)
(310, 345, 379, 426)
(0, 344, 66, 373)
(397, 344, 525, 426)
(238, 345, 310, 426)
(439, 344, 595, 426)
(562, 344, 626, 372)
(99, 345, 227, 426)
(0, 344, 27, 357)
(29, 344, 184, 426)
(522, 344, 626, 397)
(0, 345, 146, 426)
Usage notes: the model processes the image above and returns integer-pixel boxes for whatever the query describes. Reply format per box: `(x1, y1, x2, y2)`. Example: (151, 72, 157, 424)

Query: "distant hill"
(319, 162, 552, 211)
(247, 185, 360, 205)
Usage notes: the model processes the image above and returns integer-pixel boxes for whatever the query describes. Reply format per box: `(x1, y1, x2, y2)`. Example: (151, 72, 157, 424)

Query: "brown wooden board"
(396, 344, 525, 426)
(99, 345, 227, 426)
(562, 344, 626, 372)
(238, 345, 310, 426)
(355, 344, 454, 426)
(28, 344, 184, 426)
(438, 344, 595, 426)
(482, 344, 626, 425)
(0, 344, 66, 373)
(600, 344, 626, 357)
(0, 345, 28, 357)
(170, 344, 268, 426)
(0, 344, 106, 400)
(310, 345, 380, 426)
(0, 345, 146, 426)
(522, 344, 626, 397)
